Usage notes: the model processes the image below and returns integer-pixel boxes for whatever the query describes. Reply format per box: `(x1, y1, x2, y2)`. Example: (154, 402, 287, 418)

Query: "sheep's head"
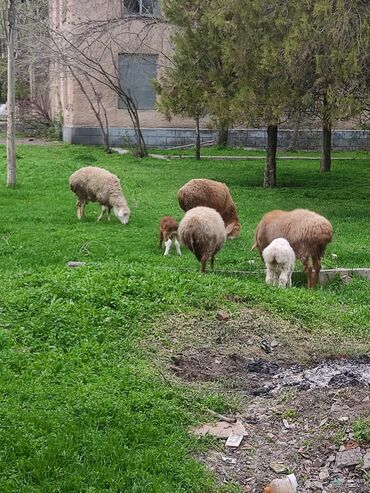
(114, 206, 130, 225)
(225, 221, 241, 239)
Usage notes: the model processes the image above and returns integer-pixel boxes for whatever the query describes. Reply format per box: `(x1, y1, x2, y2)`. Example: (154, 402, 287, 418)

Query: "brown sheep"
(178, 178, 241, 239)
(159, 216, 181, 256)
(253, 209, 333, 288)
(178, 206, 233, 272)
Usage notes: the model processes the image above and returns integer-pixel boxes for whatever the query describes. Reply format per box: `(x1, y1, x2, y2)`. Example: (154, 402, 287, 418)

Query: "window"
(118, 54, 158, 110)
(122, 0, 160, 16)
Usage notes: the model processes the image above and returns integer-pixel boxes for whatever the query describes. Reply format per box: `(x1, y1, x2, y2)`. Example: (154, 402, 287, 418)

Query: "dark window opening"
(118, 54, 158, 110)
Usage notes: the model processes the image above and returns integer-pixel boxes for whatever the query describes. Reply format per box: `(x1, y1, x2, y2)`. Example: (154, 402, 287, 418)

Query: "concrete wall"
(63, 126, 370, 151)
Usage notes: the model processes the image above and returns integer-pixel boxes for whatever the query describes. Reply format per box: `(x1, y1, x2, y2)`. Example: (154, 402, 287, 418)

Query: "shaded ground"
(154, 308, 370, 492)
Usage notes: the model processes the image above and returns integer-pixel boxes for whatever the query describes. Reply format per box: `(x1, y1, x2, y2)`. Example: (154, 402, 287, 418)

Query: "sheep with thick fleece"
(159, 216, 181, 256)
(178, 179, 241, 239)
(69, 166, 130, 224)
(262, 238, 295, 288)
(178, 206, 233, 272)
(254, 209, 333, 288)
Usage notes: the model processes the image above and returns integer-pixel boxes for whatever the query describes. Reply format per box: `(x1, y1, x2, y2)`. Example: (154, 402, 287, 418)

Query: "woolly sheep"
(178, 178, 241, 239)
(178, 206, 233, 272)
(69, 166, 130, 224)
(159, 216, 181, 256)
(254, 209, 333, 288)
(262, 238, 296, 288)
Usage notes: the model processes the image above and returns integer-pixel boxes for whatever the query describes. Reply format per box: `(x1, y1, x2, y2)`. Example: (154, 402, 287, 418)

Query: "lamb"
(262, 238, 296, 288)
(178, 178, 241, 239)
(159, 216, 181, 256)
(253, 209, 333, 288)
(69, 166, 130, 224)
(178, 206, 233, 272)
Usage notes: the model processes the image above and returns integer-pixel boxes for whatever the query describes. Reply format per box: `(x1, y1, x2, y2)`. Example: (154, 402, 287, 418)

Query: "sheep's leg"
(210, 256, 215, 270)
(305, 257, 314, 288)
(76, 200, 85, 220)
(164, 239, 172, 256)
(175, 238, 181, 256)
(200, 255, 207, 273)
(270, 266, 281, 286)
(278, 268, 289, 288)
(159, 232, 163, 249)
(287, 268, 293, 288)
(107, 207, 112, 222)
(313, 258, 321, 287)
(265, 266, 274, 285)
(97, 206, 107, 222)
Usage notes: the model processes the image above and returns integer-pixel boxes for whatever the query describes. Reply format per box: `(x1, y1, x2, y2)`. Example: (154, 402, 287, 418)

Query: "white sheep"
(262, 238, 296, 288)
(178, 206, 233, 272)
(178, 179, 241, 239)
(69, 166, 130, 224)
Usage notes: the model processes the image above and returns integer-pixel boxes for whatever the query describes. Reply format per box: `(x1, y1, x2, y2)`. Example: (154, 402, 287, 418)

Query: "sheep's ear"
(225, 223, 235, 235)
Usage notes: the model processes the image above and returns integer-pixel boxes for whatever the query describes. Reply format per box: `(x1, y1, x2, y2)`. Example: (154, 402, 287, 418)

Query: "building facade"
(49, 0, 204, 147)
(49, 0, 370, 150)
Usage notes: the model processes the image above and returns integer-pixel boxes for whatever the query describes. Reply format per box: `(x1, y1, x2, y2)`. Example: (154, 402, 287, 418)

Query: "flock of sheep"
(69, 166, 333, 288)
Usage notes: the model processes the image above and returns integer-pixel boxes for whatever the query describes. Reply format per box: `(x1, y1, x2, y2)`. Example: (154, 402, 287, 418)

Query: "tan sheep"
(178, 206, 233, 272)
(178, 178, 241, 239)
(159, 216, 181, 256)
(69, 166, 130, 224)
(253, 209, 333, 288)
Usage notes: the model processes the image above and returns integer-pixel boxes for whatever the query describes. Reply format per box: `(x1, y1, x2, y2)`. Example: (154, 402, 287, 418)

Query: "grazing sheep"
(69, 166, 130, 224)
(262, 238, 296, 288)
(254, 209, 333, 288)
(178, 178, 241, 239)
(178, 206, 233, 272)
(159, 216, 181, 256)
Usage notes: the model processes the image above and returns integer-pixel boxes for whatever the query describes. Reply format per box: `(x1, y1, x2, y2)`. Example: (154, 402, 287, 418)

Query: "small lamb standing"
(178, 178, 241, 239)
(254, 208, 333, 288)
(69, 166, 130, 224)
(178, 206, 232, 272)
(159, 216, 181, 256)
(262, 238, 296, 288)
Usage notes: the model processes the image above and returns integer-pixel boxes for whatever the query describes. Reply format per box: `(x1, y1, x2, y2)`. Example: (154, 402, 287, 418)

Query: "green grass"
(0, 144, 369, 492)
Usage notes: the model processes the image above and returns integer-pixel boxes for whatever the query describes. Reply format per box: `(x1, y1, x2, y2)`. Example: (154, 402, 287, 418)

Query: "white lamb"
(262, 238, 295, 288)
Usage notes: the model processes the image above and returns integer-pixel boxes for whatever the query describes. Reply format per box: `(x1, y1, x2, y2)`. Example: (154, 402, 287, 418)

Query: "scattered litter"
(282, 419, 293, 429)
(216, 310, 230, 321)
(190, 420, 246, 439)
(269, 462, 288, 474)
(264, 473, 297, 492)
(67, 261, 86, 268)
(222, 456, 237, 464)
(260, 339, 272, 353)
(225, 434, 244, 448)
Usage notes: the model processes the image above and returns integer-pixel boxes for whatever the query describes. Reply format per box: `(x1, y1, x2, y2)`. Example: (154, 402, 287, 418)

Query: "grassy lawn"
(0, 144, 369, 492)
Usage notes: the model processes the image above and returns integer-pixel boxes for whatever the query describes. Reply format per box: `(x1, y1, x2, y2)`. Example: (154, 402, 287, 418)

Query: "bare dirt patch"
(154, 308, 370, 492)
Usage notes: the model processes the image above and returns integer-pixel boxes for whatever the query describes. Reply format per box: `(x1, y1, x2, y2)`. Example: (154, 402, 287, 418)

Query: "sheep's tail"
(249, 241, 257, 253)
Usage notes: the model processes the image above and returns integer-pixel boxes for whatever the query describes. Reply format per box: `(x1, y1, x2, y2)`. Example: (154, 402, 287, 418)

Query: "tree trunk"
(320, 119, 332, 172)
(288, 112, 301, 151)
(29, 62, 36, 101)
(7, 0, 16, 188)
(217, 125, 229, 147)
(263, 124, 278, 188)
(195, 116, 201, 160)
